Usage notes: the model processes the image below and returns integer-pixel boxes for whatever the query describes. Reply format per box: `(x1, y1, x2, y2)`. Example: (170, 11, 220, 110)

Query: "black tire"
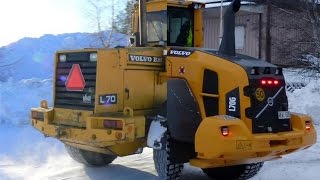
(153, 102, 184, 180)
(202, 162, 264, 180)
(65, 145, 117, 167)
(153, 149, 184, 180)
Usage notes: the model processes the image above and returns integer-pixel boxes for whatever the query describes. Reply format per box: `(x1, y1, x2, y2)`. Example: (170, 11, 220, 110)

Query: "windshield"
(147, 11, 167, 42)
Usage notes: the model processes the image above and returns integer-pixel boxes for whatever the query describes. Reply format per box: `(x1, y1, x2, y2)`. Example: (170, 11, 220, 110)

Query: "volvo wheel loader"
(31, 0, 317, 179)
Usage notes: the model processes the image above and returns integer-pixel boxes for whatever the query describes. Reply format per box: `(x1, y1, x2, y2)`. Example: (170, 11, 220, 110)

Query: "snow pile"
(0, 32, 128, 81)
(287, 79, 320, 125)
(284, 70, 320, 125)
(0, 78, 52, 125)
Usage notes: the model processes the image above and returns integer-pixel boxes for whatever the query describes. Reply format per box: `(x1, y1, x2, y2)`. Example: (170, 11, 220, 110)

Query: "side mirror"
(130, 32, 140, 47)
(130, 36, 135, 44)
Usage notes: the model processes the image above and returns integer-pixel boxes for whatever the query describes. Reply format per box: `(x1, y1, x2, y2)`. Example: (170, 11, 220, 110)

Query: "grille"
(54, 52, 97, 110)
(245, 79, 291, 133)
(202, 69, 219, 117)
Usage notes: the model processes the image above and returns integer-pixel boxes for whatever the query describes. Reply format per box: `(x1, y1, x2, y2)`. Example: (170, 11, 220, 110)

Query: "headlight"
(59, 54, 66, 62)
(90, 53, 98, 62)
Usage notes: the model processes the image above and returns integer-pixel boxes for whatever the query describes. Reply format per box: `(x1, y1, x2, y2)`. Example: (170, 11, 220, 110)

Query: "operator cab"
(136, 0, 203, 47)
(167, 7, 194, 47)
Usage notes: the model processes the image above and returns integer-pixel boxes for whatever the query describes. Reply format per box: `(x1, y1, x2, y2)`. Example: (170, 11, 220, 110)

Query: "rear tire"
(202, 162, 264, 180)
(65, 145, 117, 167)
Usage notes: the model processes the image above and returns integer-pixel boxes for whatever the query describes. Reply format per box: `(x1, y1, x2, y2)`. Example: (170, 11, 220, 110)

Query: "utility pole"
(266, 1, 271, 63)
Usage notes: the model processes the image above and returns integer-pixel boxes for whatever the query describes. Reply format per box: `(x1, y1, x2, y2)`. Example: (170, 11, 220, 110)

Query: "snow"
(147, 116, 167, 149)
(0, 78, 52, 125)
(0, 67, 319, 179)
(0, 32, 128, 81)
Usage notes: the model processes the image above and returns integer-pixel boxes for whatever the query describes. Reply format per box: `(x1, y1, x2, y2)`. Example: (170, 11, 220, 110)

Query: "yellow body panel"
(167, 50, 251, 125)
(192, 113, 317, 168)
(147, 0, 167, 12)
(31, 47, 166, 157)
(194, 9, 204, 47)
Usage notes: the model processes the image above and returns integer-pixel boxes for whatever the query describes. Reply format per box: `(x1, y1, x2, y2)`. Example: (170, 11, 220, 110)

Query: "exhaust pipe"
(139, 0, 147, 47)
(218, 0, 241, 56)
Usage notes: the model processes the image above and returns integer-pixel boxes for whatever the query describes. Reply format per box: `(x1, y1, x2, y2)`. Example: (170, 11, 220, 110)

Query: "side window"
(147, 11, 167, 42)
(168, 8, 194, 47)
(235, 26, 245, 50)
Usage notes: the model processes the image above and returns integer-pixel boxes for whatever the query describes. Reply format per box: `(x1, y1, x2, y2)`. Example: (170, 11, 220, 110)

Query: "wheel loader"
(30, 0, 317, 179)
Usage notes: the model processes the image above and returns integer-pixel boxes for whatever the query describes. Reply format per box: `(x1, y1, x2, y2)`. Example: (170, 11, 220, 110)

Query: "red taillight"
(31, 111, 44, 120)
(103, 120, 123, 130)
(221, 126, 229, 136)
(305, 121, 311, 131)
(260, 79, 280, 86)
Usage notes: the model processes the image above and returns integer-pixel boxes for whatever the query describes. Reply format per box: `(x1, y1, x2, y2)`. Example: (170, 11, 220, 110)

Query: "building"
(202, 1, 313, 66)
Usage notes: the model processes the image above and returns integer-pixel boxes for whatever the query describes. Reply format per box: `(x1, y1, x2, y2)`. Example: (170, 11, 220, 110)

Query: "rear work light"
(59, 54, 66, 62)
(103, 120, 123, 130)
(260, 79, 279, 86)
(89, 53, 98, 62)
(221, 126, 229, 136)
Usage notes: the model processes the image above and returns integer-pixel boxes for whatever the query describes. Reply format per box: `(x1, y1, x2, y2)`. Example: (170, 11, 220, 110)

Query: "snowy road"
(0, 125, 319, 180)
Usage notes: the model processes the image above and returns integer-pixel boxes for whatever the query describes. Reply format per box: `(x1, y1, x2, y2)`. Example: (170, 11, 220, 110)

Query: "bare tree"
(86, 0, 131, 48)
(252, 0, 320, 76)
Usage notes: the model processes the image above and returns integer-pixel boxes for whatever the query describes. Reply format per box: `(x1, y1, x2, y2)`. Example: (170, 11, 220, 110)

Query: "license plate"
(278, 111, 290, 119)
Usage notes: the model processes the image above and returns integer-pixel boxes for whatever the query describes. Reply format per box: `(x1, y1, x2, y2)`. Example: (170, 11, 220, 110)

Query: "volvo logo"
(267, 97, 274, 106)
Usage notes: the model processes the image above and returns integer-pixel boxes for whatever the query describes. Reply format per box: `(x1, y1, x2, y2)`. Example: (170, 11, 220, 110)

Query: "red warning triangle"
(65, 64, 86, 91)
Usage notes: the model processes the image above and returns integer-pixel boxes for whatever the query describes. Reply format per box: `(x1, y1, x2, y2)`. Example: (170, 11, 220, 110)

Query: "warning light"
(261, 79, 280, 86)
(65, 64, 86, 91)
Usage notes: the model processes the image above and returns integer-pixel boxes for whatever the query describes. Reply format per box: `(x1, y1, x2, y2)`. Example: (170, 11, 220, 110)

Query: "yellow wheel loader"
(31, 0, 317, 179)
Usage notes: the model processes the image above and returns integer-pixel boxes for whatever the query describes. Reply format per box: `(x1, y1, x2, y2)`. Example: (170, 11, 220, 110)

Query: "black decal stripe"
(225, 88, 241, 118)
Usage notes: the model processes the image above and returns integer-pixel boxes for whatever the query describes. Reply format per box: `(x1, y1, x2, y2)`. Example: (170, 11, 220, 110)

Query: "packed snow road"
(0, 125, 319, 180)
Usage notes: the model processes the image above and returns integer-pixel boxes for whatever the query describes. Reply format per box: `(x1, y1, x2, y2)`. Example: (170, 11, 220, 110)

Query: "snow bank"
(286, 78, 320, 125)
(0, 78, 52, 126)
(284, 69, 320, 124)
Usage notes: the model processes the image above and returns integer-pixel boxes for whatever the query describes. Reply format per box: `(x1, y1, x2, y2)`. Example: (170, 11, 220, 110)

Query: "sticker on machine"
(225, 87, 241, 118)
(167, 48, 194, 57)
(128, 54, 163, 63)
(99, 94, 117, 105)
(236, 140, 252, 150)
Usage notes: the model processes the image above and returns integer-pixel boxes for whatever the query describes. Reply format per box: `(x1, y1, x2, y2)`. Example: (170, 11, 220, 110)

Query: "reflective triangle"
(65, 64, 86, 91)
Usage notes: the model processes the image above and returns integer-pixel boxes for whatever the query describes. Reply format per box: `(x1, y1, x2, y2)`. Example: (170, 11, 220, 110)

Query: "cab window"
(147, 11, 167, 43)
(168, 7, 194, 47)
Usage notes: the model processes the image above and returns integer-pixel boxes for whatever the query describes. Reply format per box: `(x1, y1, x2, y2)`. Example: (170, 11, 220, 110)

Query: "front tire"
(202, 162, 264, 180)
(65, 145, 117, 167)
(153, 149, 184, 180)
